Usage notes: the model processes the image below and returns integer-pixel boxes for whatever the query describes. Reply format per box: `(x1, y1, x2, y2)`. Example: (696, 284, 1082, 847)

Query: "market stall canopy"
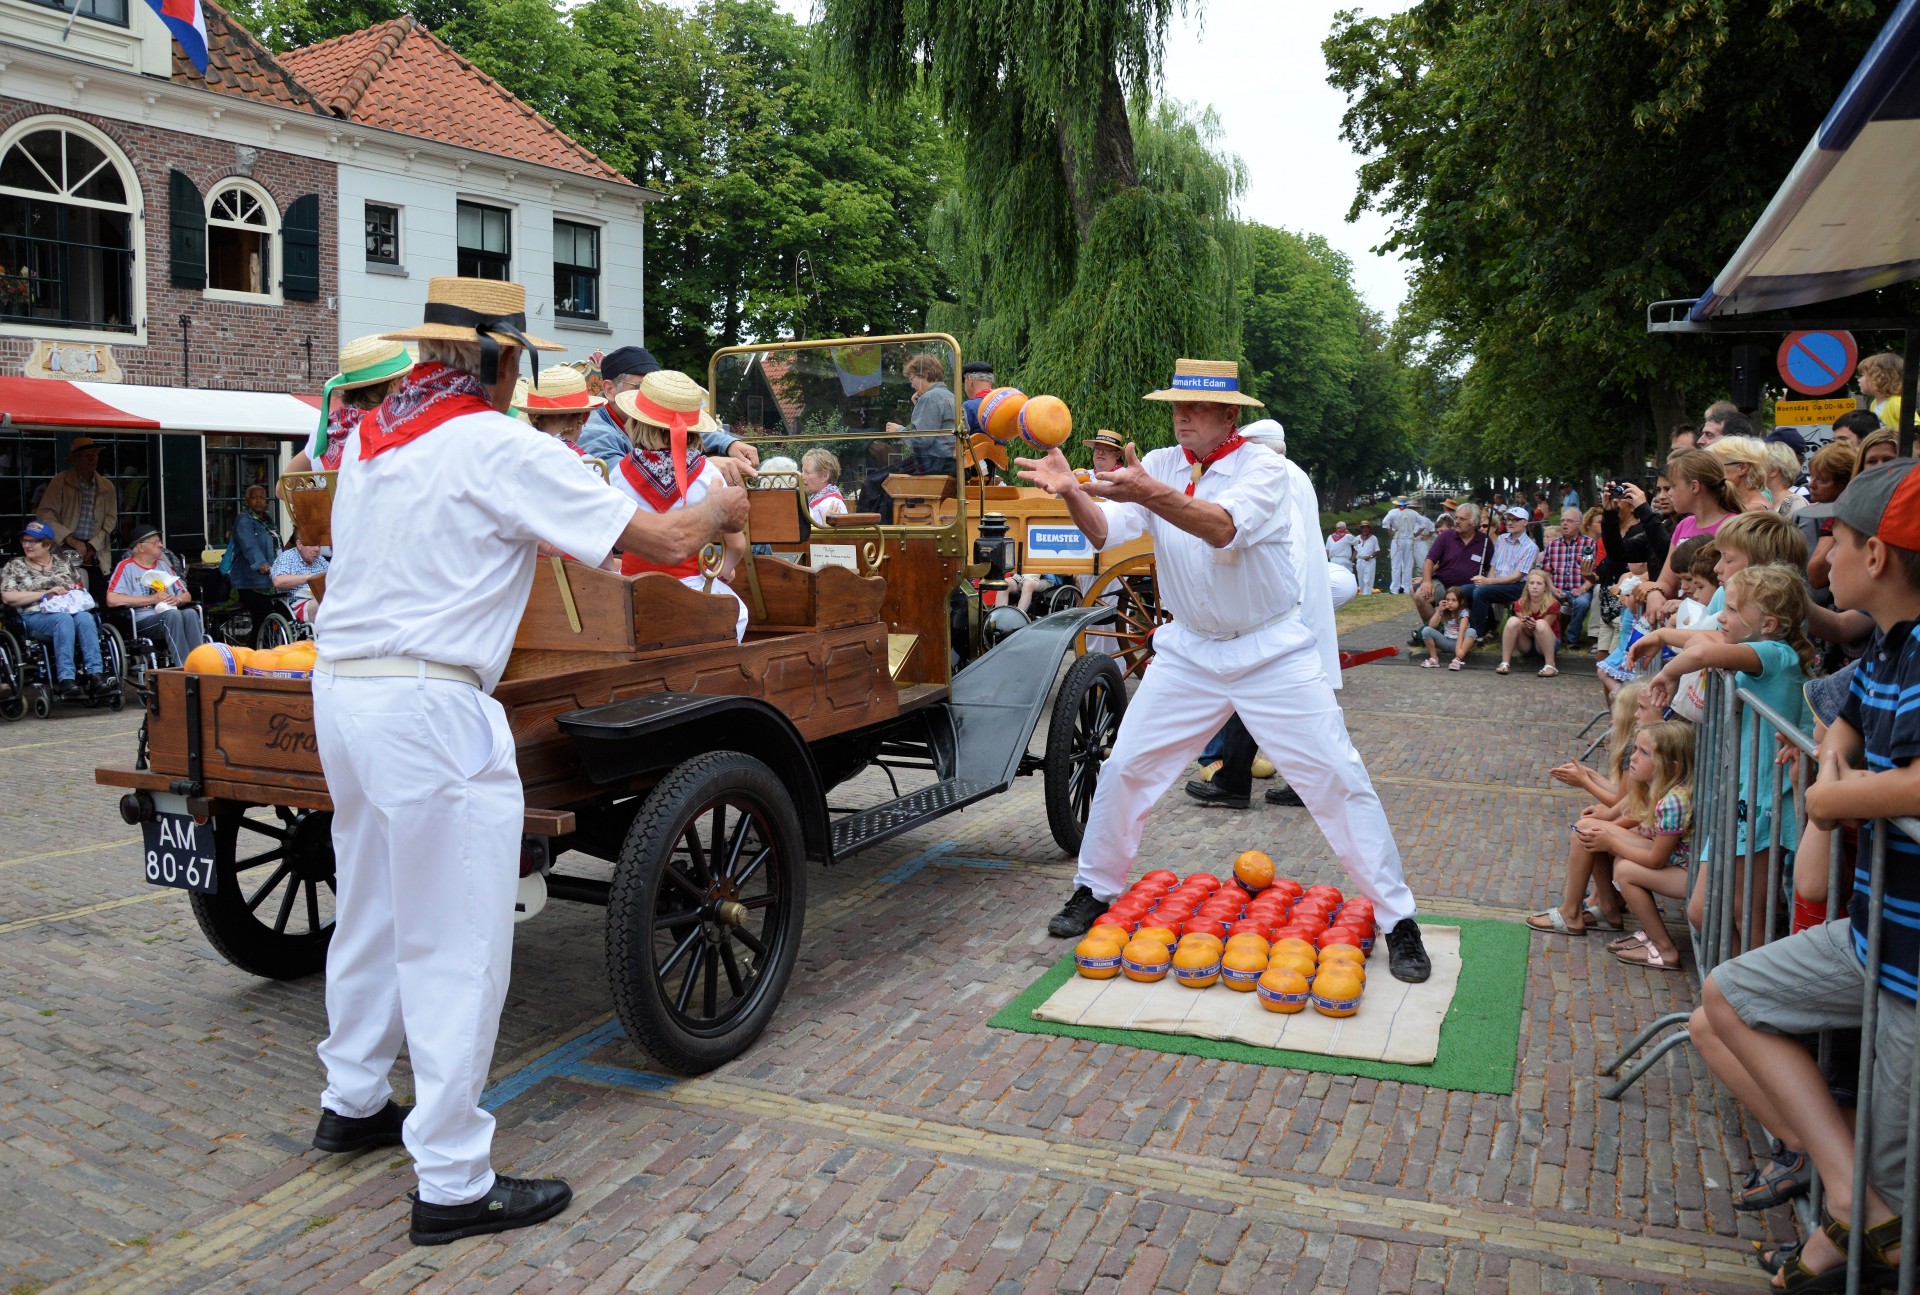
(1687, 0, 1920, 321)
(0, 378, 322, 436)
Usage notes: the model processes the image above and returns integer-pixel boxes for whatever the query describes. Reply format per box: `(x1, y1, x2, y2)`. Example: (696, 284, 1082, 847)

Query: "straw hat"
(382, 276, 561, 356)
(520, 365, 605, 413)
(1142, 358, 1263, 408)
(611, 369, 719, 437)
(1081, 428, 1126, 452)
(333, 335, 413, 392)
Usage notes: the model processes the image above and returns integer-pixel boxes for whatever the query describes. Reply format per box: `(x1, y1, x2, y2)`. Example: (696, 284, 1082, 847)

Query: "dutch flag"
(142, 0, 208, 74)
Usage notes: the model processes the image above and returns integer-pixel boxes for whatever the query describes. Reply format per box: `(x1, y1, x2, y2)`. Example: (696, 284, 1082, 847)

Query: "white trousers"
(313, 671, 522, 1206)
(1388, 541, 1414, 594)
(1355, 557, 1377, 594)
(1075, 619, 1417, 928)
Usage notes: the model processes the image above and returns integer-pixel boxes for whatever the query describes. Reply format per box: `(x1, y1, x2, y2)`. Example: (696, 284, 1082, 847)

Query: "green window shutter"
(283, 193, 320, 301)
(168, 169, 205, 288)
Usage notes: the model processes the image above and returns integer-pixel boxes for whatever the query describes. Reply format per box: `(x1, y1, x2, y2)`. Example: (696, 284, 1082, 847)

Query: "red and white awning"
(0, 377, 322, 437)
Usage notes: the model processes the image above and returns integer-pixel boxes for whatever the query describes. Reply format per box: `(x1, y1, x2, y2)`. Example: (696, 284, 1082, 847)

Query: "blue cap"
(599, 346, 660, 383)
(20, 520, 55, 542)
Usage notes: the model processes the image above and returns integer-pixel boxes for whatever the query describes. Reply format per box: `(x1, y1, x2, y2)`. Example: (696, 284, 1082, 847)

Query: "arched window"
(205, 179, 280, 301)
(0, 119, 140, 334)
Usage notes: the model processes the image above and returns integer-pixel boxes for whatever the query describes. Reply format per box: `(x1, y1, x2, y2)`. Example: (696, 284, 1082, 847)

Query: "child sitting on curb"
(1688, 460, 1920, 1290)
(1601, 720, 1697, 970)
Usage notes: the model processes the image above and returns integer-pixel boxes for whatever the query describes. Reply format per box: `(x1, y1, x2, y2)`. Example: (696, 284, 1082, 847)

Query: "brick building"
(0, 0, 648, 557)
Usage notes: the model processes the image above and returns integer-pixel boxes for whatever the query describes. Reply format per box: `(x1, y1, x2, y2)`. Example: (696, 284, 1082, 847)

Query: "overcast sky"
(770, 0, 1417, 318)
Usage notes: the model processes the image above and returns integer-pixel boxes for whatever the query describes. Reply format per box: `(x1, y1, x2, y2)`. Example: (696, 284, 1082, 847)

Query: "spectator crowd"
(1481, 353, 1920, 1289)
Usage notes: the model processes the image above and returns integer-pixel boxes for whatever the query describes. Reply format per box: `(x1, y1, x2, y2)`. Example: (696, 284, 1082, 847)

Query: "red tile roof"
(172, 1, 330, 114)
(280, 18, 632, 186)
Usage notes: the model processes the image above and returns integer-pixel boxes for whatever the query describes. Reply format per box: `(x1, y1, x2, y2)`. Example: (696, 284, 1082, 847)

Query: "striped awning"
(0, 377, 321, 436)
(1690, 0, 1920, 319)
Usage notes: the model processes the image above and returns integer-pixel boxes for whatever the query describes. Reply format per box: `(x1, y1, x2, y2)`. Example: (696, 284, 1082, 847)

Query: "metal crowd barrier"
(1598, 668, 1920, 1293)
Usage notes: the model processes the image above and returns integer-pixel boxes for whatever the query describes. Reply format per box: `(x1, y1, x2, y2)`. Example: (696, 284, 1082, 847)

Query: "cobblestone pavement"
(2, 614, 1784, 1294)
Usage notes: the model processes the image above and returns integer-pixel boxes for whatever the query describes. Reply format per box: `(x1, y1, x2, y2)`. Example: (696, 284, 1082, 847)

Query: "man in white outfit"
(1352, 521, 1380, 595)
(1325, 521, 1357, 573)
(309, 277, 747, 1245)
(1017, 358, 1430, 983)
(1412, 507, 1437, 582)
(1385, 496, 1421, 594)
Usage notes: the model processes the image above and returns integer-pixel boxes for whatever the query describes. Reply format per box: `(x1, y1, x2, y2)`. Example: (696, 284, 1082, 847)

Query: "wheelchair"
(0, 606, 125, 719)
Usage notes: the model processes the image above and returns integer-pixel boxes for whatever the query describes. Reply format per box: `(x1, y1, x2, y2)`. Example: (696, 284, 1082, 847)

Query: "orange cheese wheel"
(1256, 966, 1310, 1013)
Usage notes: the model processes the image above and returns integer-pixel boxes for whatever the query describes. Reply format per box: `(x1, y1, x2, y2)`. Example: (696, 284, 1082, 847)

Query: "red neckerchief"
(1182, 433, 1246, 496)
(618, 445, 705, 513)
(320, 406, 356, 471)
(359, 363, 494, 460)
(561, 438, 586, 456)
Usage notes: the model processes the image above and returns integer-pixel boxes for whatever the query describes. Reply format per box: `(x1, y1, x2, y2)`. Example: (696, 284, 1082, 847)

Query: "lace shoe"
(1047, 886, 1108, 938)
(410, 1175, 573, 1246)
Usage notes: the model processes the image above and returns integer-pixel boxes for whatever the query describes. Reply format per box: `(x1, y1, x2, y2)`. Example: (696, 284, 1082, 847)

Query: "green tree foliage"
(220, 0, 401, 51)
(1240, 225, 1412, 505)
(824, 0, 1254, 451)
(1325, 0, 1903, 486)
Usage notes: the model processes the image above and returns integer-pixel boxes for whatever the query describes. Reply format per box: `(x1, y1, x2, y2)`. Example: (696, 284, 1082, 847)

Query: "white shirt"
(1093, 443, 1297, 638)
(1325, 532, 1357, 565)
(1353, 533, 1380, 560)
(1386, 507, 1424, 542)
(316, 410, 635, 691)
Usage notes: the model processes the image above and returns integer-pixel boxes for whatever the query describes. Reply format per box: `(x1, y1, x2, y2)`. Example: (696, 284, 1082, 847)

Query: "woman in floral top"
(2, 520, 111, 699)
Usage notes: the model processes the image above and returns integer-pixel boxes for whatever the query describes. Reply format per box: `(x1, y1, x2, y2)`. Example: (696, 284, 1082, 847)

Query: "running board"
(830, 777, 1002, 859)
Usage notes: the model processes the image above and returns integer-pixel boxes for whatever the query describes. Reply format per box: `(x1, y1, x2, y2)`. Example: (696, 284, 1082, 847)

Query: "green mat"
(987, 917, 1530, 1094)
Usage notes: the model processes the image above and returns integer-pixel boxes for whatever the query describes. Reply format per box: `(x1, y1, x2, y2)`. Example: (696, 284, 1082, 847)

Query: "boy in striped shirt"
(1690, 459, 1920, 1285)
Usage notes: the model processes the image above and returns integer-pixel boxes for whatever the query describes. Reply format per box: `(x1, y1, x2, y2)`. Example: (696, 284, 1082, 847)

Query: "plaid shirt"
(1541, 535, 1594, 595)
(71, 479, 97, 543)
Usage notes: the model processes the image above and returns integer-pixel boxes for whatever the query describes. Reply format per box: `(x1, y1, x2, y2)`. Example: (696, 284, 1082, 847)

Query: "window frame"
(552, 217, 601, 321)
(0, 116, 144, 345)
(456, 199, 512, 281)
(203, 177, 282, 304)
(17, 0, 129, 27)
(364, 200, 402, 270)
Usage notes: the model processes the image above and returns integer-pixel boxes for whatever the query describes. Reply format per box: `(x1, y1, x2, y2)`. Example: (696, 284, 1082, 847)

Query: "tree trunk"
(1645, 380, 1689, 463)
(1053, 65, 1137, 237)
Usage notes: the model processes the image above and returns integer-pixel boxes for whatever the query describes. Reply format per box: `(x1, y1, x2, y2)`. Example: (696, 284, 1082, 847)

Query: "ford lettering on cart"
(141, 793, 218, 894)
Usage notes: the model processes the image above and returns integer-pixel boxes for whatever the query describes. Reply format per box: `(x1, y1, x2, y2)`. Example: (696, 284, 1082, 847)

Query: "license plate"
(140, 794, 218, 894)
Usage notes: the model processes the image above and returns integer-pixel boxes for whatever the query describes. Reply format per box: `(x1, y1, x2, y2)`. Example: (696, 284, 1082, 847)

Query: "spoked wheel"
(607, 752, 806, 1074)
(1076, 555, 1168, 679)
(258, 610, 301, 649)
(1043, 651, 1129, 854)
(0, 629, 27, 722)
(189, 805, 336, 979)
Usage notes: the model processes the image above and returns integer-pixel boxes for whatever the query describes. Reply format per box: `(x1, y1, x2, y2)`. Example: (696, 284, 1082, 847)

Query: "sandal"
(1526, 909, 1585, 935)
(1539, 665, 1559, 677)
(1778, 1208, 1903, 1291)
(1421, 657, 1440, 668)
(1495, 662, 1511, 674)
(1755, 1236, 1803, 1276)
(1735, 1146, 1812, 1212)
(1606, 931, 1650, 953)
(1448, 659, 1464, 671)
(1584, 907, 1626, 930)
(1613, 941, 1683, 970)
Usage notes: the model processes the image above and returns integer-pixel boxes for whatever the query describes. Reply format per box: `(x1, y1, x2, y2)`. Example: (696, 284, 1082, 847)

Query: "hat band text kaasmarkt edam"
(1172, 374, 1240, 392)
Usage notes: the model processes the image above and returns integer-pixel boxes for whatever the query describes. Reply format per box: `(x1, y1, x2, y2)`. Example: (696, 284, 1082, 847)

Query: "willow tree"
(822, 0, 1244, 450)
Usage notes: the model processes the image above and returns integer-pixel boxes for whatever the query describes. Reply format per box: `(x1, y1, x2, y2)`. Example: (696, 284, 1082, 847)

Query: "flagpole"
(59, 0, 84, 41)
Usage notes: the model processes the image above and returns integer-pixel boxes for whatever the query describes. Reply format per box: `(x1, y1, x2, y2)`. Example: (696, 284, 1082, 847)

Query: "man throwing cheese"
(1016, 358, 1429, 983)
(309, 277, 747, 1244)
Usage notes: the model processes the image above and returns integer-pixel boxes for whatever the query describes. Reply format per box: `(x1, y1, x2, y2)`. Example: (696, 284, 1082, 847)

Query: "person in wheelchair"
(3, 521, 114, 700)
(107, 527, 203, 668)
(270, 531, 329, 626)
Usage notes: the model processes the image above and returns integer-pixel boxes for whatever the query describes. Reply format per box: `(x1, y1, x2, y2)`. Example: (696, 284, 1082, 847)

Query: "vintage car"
(94, 335, 1130, 1074)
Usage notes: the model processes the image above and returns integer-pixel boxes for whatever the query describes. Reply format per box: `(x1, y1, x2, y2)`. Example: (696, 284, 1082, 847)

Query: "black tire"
(31, 687, 52, 719)
(0, 630, 27, 722)
(259, 610, 299, 649)
(101, 623, 129, 695)
(188, 806, 335, 979)
(1043, 651, 1128, 855)
(606, 751, 806, 1074)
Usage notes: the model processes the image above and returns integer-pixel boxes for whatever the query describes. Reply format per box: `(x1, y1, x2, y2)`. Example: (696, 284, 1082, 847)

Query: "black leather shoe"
(87, 672, 117, 697)
(1184, 779, 1251, 809)
(55, 678, 86, 701)
(1265, 783, 1306, 807)
(312, 1100, 411, 1154)
(1386, 918, 1431, 984)
(411, 1175, 573, 1246)
(1047, 886, 1107, 938)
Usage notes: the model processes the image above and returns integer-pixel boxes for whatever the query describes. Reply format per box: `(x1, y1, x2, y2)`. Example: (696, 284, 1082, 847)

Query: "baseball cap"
(19, 520, 55, 541)
(599, 346, 660, 383)
(1798, 459, 1920, 547)
(1241, 418, 1286, 452)
(1766, 427, 1809, 458)
(1506, 505, 1530, 520)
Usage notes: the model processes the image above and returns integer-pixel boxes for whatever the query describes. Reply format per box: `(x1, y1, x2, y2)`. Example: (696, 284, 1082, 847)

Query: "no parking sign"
(1776, 330, 1858, 396)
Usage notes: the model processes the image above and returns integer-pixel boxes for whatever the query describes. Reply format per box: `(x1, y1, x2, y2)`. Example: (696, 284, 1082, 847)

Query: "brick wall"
(0, 97, 339, 393)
